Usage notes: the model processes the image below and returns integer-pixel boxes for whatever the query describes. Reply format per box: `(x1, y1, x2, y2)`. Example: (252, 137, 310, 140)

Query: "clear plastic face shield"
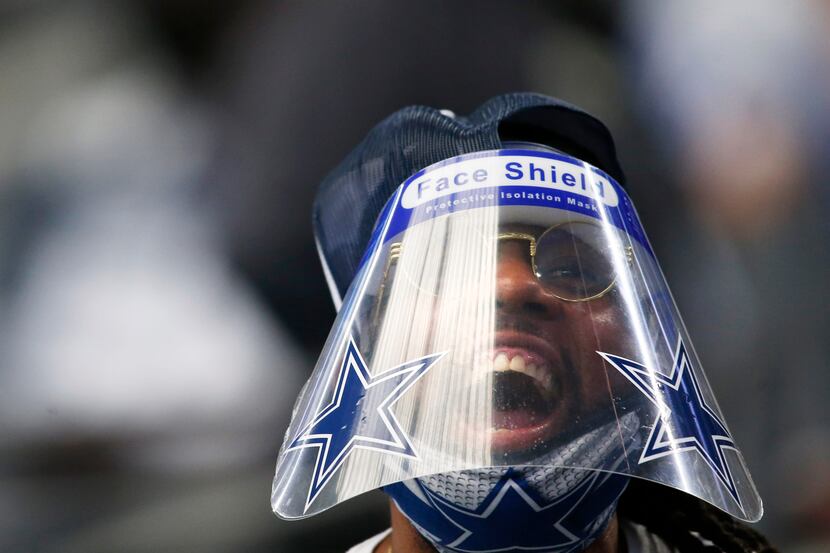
(272, 148, 762, 522)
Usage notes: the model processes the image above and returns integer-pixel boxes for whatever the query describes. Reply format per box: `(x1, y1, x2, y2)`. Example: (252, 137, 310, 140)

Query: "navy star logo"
(286, 336, 445, 512)
(392, 469, 625, 553)
(597, 337, 742, 509)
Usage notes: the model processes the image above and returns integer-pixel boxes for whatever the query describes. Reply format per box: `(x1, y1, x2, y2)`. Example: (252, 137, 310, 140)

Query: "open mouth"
(491, 351, 557, 430)
(484, 333, 570, 456)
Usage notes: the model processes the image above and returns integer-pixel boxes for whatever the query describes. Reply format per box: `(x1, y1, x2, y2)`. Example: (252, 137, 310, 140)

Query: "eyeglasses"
(496, 221, 632, 302)
(375, 221, 632, 315)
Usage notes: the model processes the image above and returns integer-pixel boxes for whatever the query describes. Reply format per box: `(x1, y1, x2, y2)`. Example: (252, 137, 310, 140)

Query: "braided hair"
(618, 479, 778, 553)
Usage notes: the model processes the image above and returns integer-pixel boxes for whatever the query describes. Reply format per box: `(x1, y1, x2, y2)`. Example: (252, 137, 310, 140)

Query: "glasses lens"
(534, 222, 616, 300)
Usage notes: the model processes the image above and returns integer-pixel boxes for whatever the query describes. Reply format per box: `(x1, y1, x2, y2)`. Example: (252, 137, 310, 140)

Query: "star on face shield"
(272, 149, 762, 522)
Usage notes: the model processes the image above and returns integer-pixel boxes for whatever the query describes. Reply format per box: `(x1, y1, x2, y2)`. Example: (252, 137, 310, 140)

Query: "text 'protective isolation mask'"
(271, 147, 763, 525)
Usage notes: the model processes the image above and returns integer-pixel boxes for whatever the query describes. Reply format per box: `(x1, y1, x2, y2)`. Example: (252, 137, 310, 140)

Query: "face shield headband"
(271, 148, 762, 523)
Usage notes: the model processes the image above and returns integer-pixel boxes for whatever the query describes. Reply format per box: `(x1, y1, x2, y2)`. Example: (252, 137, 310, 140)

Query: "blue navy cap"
(313, 92, 626, 301)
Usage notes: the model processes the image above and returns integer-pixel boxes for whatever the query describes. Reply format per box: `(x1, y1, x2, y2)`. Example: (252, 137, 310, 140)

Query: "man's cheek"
(583, 308, 639, 395)
(583, 305, 629, 348)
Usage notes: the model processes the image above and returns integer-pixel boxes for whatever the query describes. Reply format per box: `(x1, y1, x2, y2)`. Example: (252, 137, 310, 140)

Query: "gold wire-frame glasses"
(375, 221, 634, 314)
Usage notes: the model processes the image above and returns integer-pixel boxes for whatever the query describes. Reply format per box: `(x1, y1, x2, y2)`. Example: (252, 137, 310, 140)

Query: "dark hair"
(618, 479, 778, 553)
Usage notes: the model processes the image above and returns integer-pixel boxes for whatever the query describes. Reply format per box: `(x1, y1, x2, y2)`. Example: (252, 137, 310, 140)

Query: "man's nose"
(495, 243, 558, 317)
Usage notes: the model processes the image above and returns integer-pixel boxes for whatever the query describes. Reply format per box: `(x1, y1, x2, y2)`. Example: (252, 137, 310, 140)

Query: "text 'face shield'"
(272, 149, 762, 522)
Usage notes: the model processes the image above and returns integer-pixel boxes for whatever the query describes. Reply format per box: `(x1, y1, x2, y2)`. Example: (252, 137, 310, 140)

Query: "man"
(272, 94, 776, 552)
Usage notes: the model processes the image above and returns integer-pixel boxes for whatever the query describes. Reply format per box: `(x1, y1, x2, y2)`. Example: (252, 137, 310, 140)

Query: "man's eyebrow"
(499, 222, 547, 234)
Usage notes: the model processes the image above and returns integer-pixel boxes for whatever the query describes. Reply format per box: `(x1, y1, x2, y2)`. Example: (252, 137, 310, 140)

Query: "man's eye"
(539, 257, 588, 279)
(548, 266, 582, 279)
(552, 266, 601, 284)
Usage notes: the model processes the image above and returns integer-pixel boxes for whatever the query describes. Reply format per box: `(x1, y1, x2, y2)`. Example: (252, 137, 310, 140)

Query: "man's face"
(487, 223, 632, 459)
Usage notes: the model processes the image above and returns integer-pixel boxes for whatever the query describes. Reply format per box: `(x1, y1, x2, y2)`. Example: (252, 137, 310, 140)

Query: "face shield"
(272, 148, 762, 523)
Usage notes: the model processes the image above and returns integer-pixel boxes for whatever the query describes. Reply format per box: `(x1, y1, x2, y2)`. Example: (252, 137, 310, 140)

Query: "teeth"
(509, 355, 525, 371)
(490, 352, 554, 395)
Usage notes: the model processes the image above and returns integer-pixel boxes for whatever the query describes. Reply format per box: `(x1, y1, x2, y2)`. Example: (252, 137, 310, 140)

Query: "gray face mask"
(384, 414, 639, 553)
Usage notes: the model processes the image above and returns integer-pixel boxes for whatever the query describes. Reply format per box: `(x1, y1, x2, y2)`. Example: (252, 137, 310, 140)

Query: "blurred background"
(0, 1, 827, 551)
